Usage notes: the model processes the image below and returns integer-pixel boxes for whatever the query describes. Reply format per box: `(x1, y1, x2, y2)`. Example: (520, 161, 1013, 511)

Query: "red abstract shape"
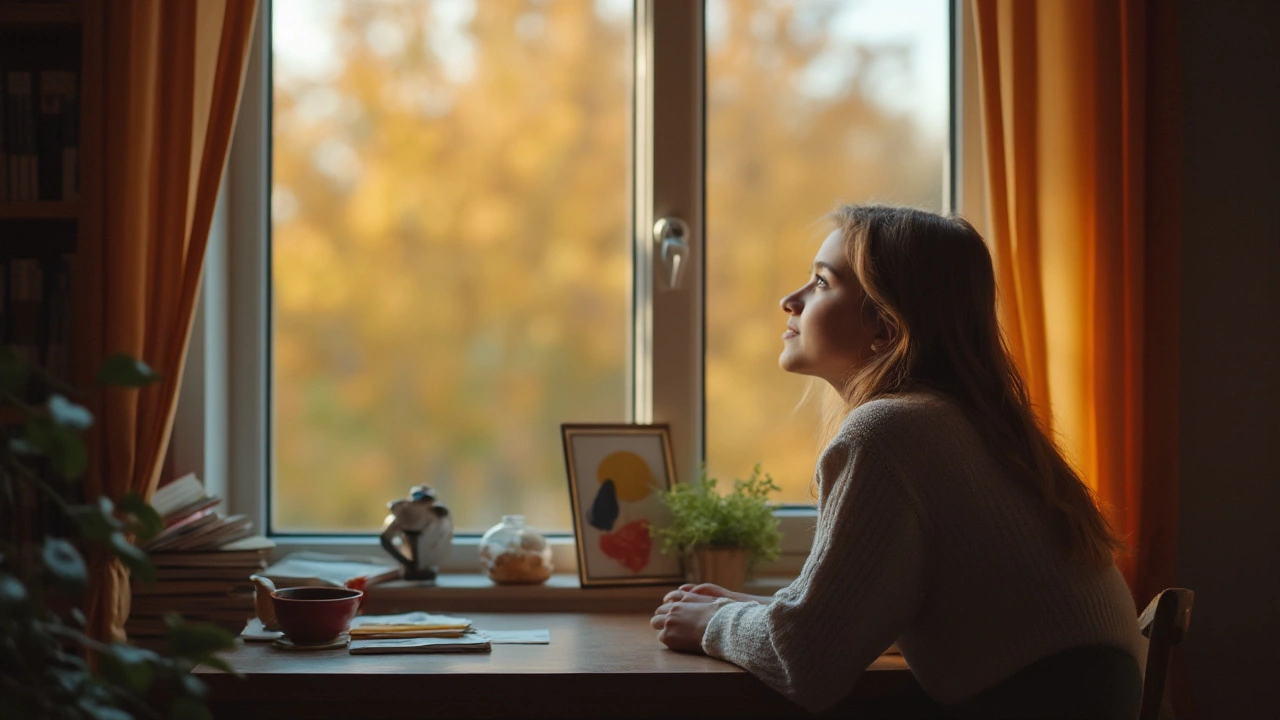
(598, 519, 652, 573)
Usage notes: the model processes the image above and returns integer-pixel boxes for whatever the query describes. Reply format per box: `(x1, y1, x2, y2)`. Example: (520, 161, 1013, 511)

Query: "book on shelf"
(0, 68, 77, 202)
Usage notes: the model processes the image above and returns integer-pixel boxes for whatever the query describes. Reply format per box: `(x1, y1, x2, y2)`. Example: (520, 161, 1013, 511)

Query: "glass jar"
(479, 514, 553, 584)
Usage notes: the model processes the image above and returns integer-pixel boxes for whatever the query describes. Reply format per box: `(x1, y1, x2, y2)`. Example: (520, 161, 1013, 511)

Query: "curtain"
(80, 0, 258, 643)
(970, 0, 1180, 606)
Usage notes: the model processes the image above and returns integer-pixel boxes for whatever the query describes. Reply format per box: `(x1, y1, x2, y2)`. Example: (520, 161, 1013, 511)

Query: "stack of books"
(127, 474, 275, 639)
(142, 473, 255, 553)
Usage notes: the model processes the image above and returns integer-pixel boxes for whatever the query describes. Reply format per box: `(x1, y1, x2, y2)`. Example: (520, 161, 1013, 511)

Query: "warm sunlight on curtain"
(79, 0, 258, 643)
(970, 0, 1180, 606)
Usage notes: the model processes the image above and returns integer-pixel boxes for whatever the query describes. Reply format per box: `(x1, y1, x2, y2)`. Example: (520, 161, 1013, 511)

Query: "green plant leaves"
(100, 643, 160, 694)
(17, 414, 88, 478)
(96, 354, 161, 387)
(41, 539, 88, 591)
(164, 614, 235, 666)
(117, 492, 164, 542)
(109, 532, 155, 584)
(47, 395, 92, 431)
(652, 463, 783, 572)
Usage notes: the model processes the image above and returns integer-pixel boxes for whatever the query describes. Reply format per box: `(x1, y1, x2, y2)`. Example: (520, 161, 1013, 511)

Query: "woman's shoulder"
(831, 389, 969, 453)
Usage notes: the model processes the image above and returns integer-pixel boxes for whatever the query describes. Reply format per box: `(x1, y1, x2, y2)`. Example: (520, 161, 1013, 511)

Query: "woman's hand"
(663, 583, 772, 606)
(650, 595, 721, 654)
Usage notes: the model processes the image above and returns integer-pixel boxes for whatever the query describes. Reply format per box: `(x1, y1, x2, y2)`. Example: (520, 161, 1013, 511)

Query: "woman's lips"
(782, 328, 799, 339)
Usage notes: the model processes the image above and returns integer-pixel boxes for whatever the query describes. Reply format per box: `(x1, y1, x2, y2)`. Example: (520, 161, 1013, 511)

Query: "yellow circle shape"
(596, 451, 654, 502)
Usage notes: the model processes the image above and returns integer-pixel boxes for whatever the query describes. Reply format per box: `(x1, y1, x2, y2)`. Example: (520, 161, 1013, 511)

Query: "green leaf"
(70, 499, 124, 544)
(47, 394, 93, 430)
(71, 607, 87, 626)
(76, 697, 134, 720)
(48, 424, 88, 478)
(101, 643, 159, 694)
(42, 538, 88, 590)
(0, 573, 29, 609)
(109, 532, 155, 584)
(179, 669, 210, 698)
(97, 354, 161, 387)
(117, 492, 164, 542)
(166, 616, 235, 662)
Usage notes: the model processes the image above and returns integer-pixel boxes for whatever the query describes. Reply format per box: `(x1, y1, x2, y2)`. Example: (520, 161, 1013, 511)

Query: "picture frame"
(561, 423, 684, 587)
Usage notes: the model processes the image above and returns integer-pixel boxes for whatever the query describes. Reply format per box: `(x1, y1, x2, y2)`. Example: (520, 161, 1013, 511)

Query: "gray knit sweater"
(702, 391, 1144, 712)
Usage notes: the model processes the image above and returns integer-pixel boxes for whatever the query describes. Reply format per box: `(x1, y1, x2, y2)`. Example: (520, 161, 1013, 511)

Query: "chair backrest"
(1137, 588, 1195, 720)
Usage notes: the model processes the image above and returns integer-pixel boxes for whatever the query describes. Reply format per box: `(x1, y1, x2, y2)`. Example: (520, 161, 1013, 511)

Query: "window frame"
(173, 0, 978, 578)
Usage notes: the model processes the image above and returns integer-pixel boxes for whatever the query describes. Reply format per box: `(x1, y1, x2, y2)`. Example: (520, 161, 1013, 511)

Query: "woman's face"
(778, 229, 879, 387)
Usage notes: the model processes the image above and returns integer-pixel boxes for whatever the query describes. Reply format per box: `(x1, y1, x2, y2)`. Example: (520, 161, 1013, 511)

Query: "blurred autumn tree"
(272, 0, 944, 533)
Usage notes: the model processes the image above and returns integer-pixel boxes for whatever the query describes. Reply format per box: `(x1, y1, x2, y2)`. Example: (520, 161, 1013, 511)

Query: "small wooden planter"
(691, 546, 749, 591)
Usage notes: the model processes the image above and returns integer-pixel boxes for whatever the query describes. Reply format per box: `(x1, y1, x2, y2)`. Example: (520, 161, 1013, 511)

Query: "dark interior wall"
(1176, 0, 1280, 717)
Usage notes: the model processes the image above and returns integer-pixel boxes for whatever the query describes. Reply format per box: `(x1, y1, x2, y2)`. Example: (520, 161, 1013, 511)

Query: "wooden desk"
(196, 613, 914, 719)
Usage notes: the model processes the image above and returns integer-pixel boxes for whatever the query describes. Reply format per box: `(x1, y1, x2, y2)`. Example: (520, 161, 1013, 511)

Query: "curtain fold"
(83, 0, 258, 644)
(970, 0, 1179, 608)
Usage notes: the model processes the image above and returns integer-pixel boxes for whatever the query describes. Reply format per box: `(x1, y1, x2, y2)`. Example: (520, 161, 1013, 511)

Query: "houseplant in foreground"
(651, 464, 782, 591)
(0, 351, 237, 720)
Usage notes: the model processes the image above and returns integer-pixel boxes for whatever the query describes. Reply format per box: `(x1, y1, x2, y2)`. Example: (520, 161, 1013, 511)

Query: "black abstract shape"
(587, 479, 620, 532)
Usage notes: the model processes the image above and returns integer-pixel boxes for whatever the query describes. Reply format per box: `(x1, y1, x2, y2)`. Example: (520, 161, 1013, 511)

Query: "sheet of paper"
(480, 629, 550, 645)
(349, 631, 492, 655)
(240, 617, 284, 641)
(349, 611, 472, 633)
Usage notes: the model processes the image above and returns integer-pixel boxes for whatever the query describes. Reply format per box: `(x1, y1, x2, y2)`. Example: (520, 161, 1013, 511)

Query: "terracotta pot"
(692, 546, 748, 592)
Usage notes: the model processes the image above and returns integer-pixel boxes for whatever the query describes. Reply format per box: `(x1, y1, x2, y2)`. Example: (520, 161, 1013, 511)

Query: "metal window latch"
(652, 217, 689, 290)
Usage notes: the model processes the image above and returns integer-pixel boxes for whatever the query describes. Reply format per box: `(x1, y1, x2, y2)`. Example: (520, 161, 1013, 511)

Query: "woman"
(650, 205, 1144, 718)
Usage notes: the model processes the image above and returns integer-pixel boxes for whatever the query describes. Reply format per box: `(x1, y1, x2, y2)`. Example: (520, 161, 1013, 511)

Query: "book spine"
(60, 72, 78, 200)
(36, 71, 61, 201)
(5, 72, 31, 201)
(0, 70, 7, 201)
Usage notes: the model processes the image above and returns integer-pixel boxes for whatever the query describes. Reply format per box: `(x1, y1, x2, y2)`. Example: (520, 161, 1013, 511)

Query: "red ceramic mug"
(269, 586, 363, 645)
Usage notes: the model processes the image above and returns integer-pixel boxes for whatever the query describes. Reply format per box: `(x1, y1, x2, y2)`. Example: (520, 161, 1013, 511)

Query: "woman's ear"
(869, 313, 897, 353)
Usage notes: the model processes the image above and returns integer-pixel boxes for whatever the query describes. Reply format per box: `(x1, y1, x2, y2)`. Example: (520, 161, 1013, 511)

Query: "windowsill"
(362, 573, 793, 615)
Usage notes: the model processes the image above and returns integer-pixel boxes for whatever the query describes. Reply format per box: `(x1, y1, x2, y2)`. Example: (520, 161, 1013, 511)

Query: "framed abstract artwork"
(561, 424, 684, 587)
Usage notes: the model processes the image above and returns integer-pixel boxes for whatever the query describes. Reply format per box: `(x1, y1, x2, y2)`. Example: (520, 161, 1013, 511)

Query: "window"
(208, 0, 955, 563)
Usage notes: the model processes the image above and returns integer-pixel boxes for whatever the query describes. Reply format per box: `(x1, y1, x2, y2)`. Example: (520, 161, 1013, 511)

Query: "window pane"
(272, 0, 633, 533)
(705, 0, 949, 503)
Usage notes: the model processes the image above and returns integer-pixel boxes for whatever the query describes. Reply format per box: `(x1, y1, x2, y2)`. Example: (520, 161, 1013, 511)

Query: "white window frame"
(173, 0, 980, 579)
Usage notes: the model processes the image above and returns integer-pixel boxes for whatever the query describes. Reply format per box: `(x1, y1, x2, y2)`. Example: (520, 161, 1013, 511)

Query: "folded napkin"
(348, 611, 473, 639)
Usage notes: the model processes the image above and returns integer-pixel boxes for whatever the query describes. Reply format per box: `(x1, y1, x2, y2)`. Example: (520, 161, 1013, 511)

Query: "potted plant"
(651, 464, 782, 591)
(0, 350, 237, 720)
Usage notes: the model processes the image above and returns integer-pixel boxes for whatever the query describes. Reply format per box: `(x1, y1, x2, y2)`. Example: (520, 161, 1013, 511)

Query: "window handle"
(653, 217, 689, 290)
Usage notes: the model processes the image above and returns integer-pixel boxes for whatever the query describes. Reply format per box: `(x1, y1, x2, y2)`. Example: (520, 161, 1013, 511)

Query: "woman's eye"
(813, 274, 828, 288)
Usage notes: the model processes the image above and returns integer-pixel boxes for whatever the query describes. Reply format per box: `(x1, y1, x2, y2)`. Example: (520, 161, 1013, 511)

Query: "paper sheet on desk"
(349, 611, 472, 637)
(480, 629, 550, 644)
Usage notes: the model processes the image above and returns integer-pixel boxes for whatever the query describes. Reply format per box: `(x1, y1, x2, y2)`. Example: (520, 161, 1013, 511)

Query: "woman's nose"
(780, 289, 802, 314)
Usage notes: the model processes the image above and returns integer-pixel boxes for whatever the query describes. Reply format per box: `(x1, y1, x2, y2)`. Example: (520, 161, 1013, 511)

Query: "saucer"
(272, 633, 351, 651)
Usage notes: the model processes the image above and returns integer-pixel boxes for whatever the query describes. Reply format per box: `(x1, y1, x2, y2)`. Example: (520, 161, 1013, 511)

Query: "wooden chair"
(1138, 588, 1195, 720)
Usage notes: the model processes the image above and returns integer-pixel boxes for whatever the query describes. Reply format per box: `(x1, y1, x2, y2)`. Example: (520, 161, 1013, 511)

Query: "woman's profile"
(650, 205, 1143, 718)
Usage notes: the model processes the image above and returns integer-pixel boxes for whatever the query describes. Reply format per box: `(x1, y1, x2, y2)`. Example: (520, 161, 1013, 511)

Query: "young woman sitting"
(649, 205, 1144, 718)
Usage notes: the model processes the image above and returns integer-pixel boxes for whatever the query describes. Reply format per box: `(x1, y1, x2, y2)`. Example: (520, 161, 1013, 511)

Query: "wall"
(1176, 0, 1280, 717)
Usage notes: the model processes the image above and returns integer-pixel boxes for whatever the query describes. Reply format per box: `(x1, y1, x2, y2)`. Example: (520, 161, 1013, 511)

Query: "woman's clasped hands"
(650, 583, 771, 654)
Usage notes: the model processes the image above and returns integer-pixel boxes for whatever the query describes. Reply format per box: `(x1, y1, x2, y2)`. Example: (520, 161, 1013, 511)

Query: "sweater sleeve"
(701, 434, 928, 713)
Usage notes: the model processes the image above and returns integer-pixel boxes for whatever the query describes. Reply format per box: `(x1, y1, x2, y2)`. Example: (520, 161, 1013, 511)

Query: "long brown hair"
(824, 204, 1122, 566)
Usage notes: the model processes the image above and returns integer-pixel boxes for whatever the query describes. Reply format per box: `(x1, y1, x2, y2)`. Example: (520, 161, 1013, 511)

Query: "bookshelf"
(0, 0, 103, 539)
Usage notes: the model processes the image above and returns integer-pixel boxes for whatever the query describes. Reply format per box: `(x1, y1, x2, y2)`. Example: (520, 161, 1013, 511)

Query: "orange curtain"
(970, 0, 1179, 608)
(81, 0, 258, 643)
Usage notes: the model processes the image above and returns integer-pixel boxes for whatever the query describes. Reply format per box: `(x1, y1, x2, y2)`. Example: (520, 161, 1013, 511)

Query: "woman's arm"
(699, 438, 927, 713)
(663, 583, 774, 606)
